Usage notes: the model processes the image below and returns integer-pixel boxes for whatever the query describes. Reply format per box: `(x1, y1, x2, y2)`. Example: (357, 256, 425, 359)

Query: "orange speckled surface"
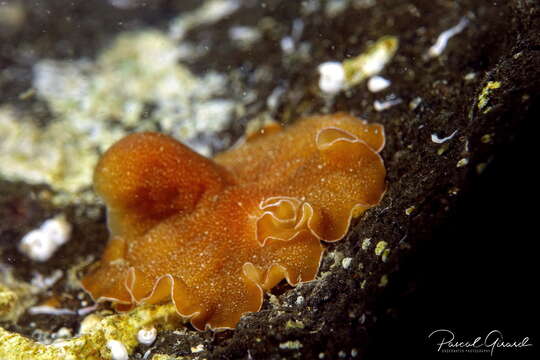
(81, 113, 386, 330)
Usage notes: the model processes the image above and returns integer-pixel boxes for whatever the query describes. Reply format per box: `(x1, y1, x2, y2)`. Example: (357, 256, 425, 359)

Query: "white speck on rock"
(359, 313, 366, 324)
(77, 304, 99, 316)
(427, 17, 469, 58)
(18, 214, 71, 262)
(409, 96, 422, 111)
(281, 36, 295, 54)
(374, 96, 402, 111)
(31, 269, 63, 289)
(431, 130, 458, 144)
(405, 206, 416, 216)
(279, 340, 303, 350)
(229, 26, 261, 47)
(341, 257, 353, 269)
(367, 75, 390, 92)
(137, 327, 157, 346)
(318, 61, 346, 94)
(296, 295, 304, 305)
(457, 158, 469, 168)
(267, 86, 286, 110)
(464, 72, 477, 81)
(109, 0, 137, 9)
(107, 340, 128, 360)
(28, 306, 76, 316)
(361, 238, 372, 251)
(169, 0, 240, 40)
(143, 349, 152, 360)
(55, 327, 72, 339)
(191, 344, 205, 353)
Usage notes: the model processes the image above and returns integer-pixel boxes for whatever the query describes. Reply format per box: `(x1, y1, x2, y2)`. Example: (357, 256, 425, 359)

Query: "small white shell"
(367, 76, 391, 93)
(107, 340, 128, 360)
(318, 61, 346, 94)
(137, 327, 157, 346)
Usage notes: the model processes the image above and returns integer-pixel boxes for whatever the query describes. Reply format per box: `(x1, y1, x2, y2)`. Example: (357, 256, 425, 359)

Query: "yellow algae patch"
(477, 81, 501, 113)
(151, 355, 189, 360)
(0, 284, 17, 317)
(0, 268, 41, 323)
(0, 304, 181, 360)
(374, 241, 388, 256)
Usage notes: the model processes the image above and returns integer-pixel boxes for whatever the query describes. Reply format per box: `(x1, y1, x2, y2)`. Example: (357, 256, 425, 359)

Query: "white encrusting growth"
(431, 130, 458, 144)
(367, 76, 391, 92)
(427, 17, 469, 58)
(107, 340, 129, 360)
(18, 214, 72, 262)
(137, 327, 157, 346)
(318, 61, 346, 94)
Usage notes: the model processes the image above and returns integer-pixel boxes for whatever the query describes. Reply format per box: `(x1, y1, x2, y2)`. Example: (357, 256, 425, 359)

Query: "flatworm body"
(82, 113, 386, 330)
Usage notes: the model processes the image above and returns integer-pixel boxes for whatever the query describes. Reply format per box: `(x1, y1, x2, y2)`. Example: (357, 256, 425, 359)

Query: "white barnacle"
(137, 327, 157, 346)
